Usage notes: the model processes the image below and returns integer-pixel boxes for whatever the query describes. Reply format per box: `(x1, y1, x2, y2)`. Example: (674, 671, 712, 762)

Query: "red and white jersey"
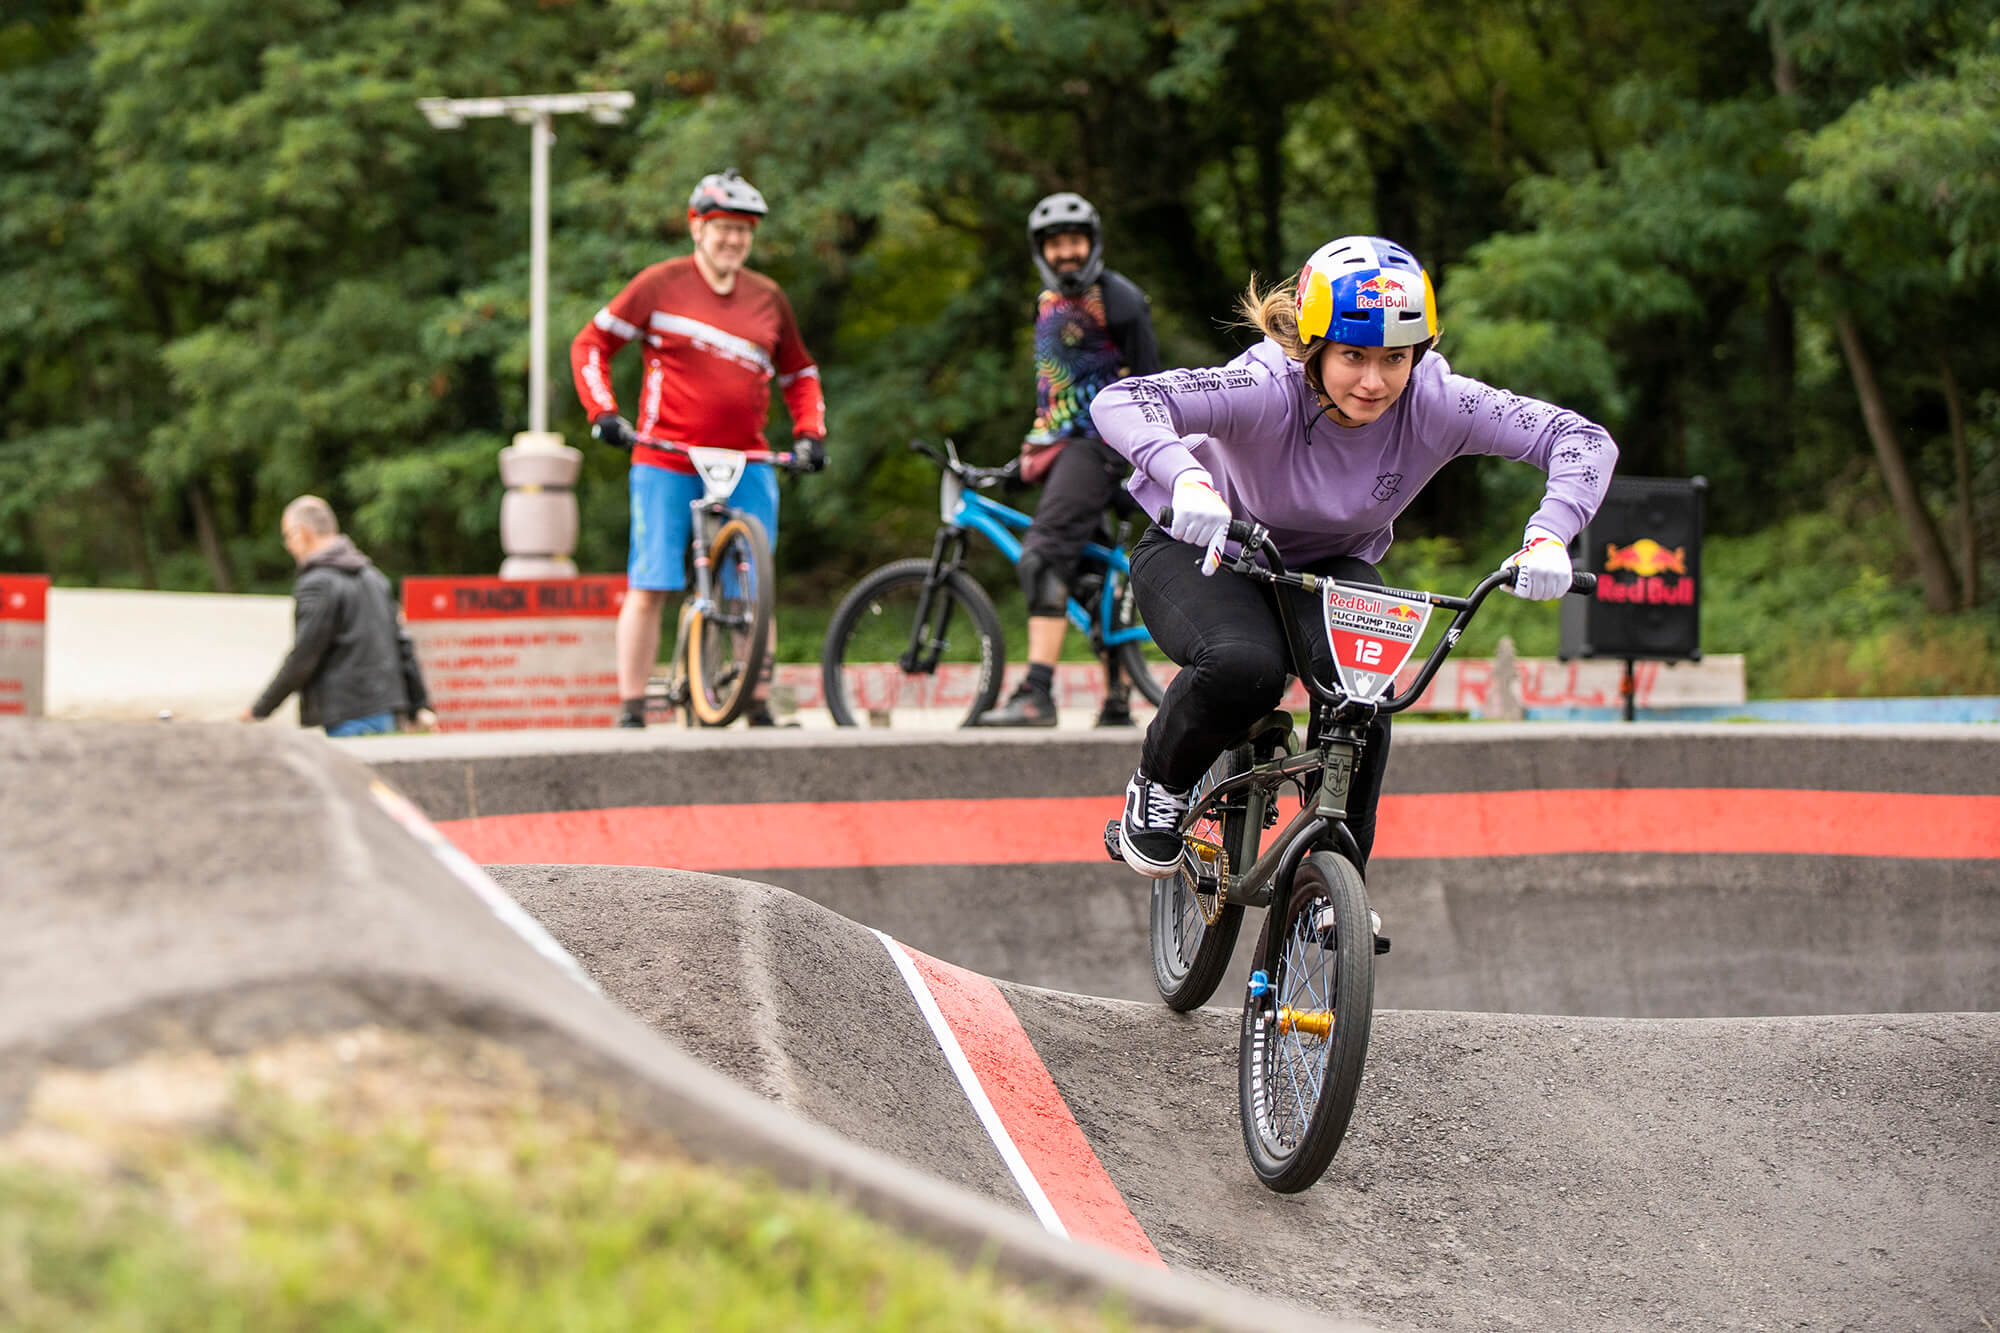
(570, 256, 826, 473)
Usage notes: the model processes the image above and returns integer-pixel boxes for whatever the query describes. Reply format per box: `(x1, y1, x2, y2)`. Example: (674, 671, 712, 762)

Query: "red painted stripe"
(438, 790, 2000, 868)
(900, 943, 1163, 1266)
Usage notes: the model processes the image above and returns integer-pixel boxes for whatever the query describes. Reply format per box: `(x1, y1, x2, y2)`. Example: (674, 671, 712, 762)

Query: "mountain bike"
(820, 437, 1167, 728)
(1106, 512, 1596, 1192)
(637, 435, 812, 727)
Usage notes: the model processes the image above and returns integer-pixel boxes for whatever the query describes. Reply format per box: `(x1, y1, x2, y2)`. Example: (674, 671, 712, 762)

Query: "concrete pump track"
(6, 721, 1998, 1332)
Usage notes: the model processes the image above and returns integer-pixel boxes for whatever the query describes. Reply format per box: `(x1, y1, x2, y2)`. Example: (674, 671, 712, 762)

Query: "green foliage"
(1, 0, 1995, 633)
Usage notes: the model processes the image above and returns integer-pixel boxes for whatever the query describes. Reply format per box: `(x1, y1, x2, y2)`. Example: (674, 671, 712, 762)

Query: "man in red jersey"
(571, 168, 828, 727)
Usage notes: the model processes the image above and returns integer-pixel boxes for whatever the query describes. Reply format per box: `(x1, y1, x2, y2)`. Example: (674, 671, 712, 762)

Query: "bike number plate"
(1323, 580, 1432, 702)
(685, 445, 749, 501)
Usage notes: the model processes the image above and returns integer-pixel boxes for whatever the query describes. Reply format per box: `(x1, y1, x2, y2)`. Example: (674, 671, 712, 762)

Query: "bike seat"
(1224, 709, 1297, 753)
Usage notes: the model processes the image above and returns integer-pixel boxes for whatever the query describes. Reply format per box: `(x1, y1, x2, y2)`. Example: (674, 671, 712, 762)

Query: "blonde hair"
(1236, 274, 1329, 397)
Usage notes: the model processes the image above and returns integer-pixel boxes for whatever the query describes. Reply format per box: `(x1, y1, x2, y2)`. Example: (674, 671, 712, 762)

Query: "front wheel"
(1150, 745, 1250, 1012)
(1104, 568, 1168, 707)
(821, 558, 1005, 728)
(685, 514, 774, 726)
(1238, 850, 1375, 1193)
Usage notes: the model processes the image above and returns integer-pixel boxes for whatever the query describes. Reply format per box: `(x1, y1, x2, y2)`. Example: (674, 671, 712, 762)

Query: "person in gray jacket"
(242, 495, 431, 736)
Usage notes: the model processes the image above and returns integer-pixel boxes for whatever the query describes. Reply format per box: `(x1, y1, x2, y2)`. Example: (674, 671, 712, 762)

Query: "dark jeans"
(1130, 526, 1393, 866)
(1020, 435, 1133, 588)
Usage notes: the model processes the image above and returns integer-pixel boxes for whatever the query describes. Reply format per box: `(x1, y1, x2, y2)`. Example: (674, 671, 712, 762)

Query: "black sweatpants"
(1129, 526, 1394, 866)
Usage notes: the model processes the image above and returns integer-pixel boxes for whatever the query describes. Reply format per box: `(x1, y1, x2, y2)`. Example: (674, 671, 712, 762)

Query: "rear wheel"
(821, 559, 1005, 728)
(685, 515, 774, 726)
(1238, 850, 1375, 1193)
(1150, 745, 1250, 1011)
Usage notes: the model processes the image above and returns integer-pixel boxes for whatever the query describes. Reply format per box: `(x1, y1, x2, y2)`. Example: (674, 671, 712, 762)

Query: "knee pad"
(1017, 549, 1069, 618)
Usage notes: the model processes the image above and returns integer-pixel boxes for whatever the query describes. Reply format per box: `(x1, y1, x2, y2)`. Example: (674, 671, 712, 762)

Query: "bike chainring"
(1178, 835, 1231, 928)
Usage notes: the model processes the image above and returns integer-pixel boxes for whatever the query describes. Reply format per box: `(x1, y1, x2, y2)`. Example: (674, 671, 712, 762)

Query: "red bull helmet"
(1295, 235, 1437, 349)
(688, 168, 768, 224)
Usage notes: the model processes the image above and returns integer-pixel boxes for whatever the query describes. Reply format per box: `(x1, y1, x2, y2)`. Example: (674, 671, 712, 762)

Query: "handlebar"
(1154, 505, 1596, 716)
(634, 434, 817, 472)
(1155, 506, 1597, 597)
(908, 437, 1017, 488)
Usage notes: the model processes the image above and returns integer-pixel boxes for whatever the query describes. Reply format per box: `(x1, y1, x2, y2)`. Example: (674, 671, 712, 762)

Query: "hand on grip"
(1503, 527, 1573, 601)
(1168, 474, 1232, 576)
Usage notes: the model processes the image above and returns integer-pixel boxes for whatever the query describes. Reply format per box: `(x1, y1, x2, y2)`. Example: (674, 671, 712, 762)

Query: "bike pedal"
(1102, 818, 1125, 863)
(1374, 934, 1392, 956)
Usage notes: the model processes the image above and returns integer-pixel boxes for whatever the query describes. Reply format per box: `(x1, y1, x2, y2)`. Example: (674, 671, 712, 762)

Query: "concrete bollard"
(498, 431, 582, 579)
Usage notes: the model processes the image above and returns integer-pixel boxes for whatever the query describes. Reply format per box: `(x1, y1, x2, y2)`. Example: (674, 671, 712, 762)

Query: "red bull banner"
(0, 574, 49, 718)
(1561, 476, 1706, 662)
(402, 575, 625, 730)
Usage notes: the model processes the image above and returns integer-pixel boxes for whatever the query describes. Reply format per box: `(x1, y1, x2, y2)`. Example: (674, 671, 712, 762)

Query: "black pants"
(1130, 526, 1393, 866)
(1020, 436, 1133, 590)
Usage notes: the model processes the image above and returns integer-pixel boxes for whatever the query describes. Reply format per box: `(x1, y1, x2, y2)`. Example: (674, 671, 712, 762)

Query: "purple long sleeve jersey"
(1089, 339, 1617, 566)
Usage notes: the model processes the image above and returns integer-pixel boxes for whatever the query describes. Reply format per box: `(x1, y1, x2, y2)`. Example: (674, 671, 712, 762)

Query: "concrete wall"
(46, 588, 297, 723)
(361, 725, 2000, 1018)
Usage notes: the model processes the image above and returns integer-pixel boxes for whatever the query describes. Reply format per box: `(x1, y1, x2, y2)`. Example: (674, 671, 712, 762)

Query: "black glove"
(792, 436, 827, 473)
(591, 413, 636, 451)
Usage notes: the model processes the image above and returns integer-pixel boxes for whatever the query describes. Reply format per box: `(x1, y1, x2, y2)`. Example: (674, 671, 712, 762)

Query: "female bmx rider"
(1094, 234, 1617, 877)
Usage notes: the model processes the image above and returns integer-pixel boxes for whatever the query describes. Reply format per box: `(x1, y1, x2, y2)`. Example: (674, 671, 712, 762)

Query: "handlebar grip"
(1569, 572, 1598, 596)
(1156, 508, 1258, 544)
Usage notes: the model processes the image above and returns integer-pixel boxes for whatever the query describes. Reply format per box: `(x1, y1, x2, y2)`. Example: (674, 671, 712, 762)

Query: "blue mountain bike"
(820, 438, 1167, 727)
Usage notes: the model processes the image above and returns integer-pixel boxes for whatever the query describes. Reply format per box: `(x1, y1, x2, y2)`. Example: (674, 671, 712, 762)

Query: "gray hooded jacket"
(251, 536, 414, 727)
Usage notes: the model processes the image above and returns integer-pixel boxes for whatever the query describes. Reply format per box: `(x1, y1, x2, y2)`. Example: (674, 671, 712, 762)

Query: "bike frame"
(635, 437, 795, 707)
(931, 454, 1148, 648)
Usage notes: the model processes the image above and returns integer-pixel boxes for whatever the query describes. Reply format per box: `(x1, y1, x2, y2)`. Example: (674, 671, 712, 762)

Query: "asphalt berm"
(5, 721, 1996, 1331)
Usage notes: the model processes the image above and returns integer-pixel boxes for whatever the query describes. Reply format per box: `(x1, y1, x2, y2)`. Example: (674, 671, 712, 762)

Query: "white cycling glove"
(1503, 526, 1573, 601)
(1169, 472, 1233, 575)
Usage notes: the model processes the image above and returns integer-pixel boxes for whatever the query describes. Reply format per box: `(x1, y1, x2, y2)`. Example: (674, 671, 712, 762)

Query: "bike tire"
(1149, 744, 1249, 1012)
(1238, 849, 1375, 1193)
(1106, 569, 1168, 707)
(820, 558, 1005, 728)
(685, 514, 775, 727)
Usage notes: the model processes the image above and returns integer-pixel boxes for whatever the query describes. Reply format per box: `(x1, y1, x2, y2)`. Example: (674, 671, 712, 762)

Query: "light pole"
(418, 91, 634, 578)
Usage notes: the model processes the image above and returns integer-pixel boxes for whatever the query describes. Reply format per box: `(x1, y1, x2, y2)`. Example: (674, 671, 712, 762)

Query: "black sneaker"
(1118, 769, 1189, 878)
(615, 710, 646, 729)
(973, 683, 1058, 728)
(744, 702, 799, 728)
(1095, 688, 1134, 727)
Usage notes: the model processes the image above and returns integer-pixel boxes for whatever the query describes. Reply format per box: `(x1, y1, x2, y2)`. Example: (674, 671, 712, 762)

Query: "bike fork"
(899, 529, 969, 674)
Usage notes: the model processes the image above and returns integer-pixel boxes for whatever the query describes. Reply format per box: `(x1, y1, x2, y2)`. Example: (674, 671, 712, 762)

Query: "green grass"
(0, 1048, 1152, 1333)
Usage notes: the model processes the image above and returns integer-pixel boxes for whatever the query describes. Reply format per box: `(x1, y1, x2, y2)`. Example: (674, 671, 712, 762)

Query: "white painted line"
(370, 780, 602, 996)
(872, 928, 1067, 1238)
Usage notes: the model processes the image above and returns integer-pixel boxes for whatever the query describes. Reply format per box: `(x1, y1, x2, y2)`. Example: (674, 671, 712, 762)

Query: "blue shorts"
(628, 462, 780, 592)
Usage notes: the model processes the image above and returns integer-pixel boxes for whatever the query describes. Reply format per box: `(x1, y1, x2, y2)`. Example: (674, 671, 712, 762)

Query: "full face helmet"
(1294, 235, 1437, 353)
(1028, 192, 1104, 297)
(688, 169, 768, 224)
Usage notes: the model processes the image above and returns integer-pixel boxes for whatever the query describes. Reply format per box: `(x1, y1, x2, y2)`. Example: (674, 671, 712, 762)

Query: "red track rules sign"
(402, 575, 626, 731)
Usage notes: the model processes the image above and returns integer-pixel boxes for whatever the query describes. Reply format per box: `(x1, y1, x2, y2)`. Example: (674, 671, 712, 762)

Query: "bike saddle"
(1227, 709, 1296, 753)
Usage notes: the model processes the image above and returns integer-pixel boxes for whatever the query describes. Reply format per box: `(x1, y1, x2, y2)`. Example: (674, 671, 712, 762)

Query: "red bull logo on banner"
(1598, 535, 1695, 606)
(1386, 604, 1423, 621)
(1603, 538, 1687, 577)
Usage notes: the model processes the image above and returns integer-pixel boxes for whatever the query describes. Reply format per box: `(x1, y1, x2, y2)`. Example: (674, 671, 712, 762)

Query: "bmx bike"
(819, 437, 1168, 728)
(636, 435, 812, 727)
(1106, 511, 1596, 1192)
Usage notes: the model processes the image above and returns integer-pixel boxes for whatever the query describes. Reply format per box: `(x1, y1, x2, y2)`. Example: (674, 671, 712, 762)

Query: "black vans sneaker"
(1118, 769, 1189, 878)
